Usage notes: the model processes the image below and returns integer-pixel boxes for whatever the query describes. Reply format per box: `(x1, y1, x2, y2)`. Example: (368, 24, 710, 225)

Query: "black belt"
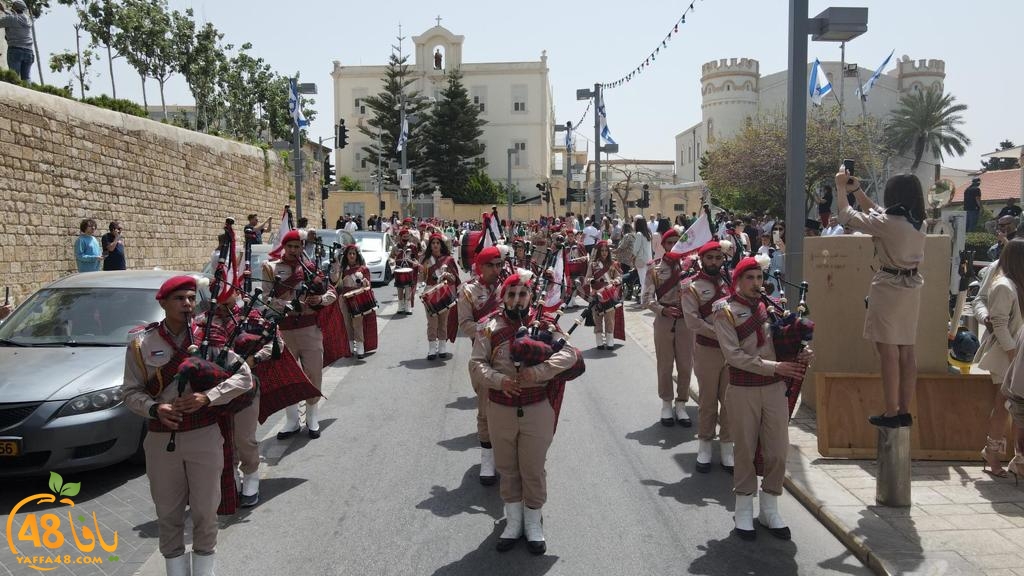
(881, 266, 918, 276)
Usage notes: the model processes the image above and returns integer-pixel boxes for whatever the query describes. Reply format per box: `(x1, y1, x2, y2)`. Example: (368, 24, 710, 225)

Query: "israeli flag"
(856, 49, 894, 100)
(809, 59, 832, 106)
(597, 94, 616, 145)
(396, 117, 409, 153)
(288, 79, 308, 128)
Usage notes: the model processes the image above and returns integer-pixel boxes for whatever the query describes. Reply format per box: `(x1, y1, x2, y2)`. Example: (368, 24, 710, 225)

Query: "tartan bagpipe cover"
(753, 315, 814, 476)
(318, 302, 350, 365)
(254, 347, 320, 424)
(509, 330, 586, 434)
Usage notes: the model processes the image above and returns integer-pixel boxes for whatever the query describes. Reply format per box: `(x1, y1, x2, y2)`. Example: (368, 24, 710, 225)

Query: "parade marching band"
(122, 206, 816, 573)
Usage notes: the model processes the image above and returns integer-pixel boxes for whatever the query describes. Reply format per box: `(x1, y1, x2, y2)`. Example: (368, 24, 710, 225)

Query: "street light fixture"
(507, 148, 519, 223)
(292, 79, 317, 220)
(784, 3, 867, 300)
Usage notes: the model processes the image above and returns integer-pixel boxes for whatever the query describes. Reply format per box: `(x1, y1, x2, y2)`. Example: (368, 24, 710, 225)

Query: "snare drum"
(567, 255, 589, 277)
(595, 284, 621, 312)
(344, 287, 378, 317)
(420, 283, 457, 315)
(394, 267, 415, 287)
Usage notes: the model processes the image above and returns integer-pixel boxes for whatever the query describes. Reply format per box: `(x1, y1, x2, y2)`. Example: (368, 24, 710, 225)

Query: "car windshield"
(356, 237, 383, 253)
(0, 287, 163, 346)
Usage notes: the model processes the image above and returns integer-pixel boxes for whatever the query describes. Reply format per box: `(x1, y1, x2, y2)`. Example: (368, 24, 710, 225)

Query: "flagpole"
(292, 77, 303, 220)
(838, 41, 845, 159)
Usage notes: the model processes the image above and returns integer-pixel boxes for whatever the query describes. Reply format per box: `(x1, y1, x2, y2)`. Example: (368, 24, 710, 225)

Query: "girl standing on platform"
(836, 169, 926, 428)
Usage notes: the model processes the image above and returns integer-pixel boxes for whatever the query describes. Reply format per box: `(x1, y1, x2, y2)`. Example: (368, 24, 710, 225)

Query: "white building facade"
(675, 55, 947, 185)
(330, 24, 554, 194)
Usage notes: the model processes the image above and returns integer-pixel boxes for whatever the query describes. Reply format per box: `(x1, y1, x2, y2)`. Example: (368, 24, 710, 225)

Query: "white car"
(353, 231, 395, 286)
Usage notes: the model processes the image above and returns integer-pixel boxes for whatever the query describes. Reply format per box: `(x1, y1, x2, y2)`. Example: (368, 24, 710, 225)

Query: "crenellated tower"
(700, 58, 760, 148)
(896, 55, 945, 95)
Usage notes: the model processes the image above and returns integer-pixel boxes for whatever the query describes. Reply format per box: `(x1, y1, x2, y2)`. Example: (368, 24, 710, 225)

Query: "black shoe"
(597, 344, 606, 350)
(441, 353, 451, 359)
(695, 461, 711, 474)
(721, 462, 734, 474)
(240, 492, 259, 508)
(357, 354, 365, 360)
(276, 427, 300, 440)
(496, 537, 518, 552)
(307, 428, 321, 439)
(480, 475, 497, 486)
(735, 527, 757, 541)
(427, 353, 437, 361)
(677, 416, 692, 428)
(660, 417, 675, 427)
(758, 519, 792, 540)
(898, 413, 913, 427)
(868, 413, 901, 428)
(526, 540, 546, 555)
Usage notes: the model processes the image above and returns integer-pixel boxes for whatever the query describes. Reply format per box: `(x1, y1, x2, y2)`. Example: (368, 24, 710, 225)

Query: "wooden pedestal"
(816, 372, 1013, 461)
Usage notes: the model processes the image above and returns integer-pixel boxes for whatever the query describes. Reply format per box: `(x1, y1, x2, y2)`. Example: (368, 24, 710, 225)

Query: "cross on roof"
(435, 15, 442, 26)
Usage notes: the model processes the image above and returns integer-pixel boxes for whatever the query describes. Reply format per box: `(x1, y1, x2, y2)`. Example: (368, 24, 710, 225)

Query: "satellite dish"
(928, 179, 955, 210)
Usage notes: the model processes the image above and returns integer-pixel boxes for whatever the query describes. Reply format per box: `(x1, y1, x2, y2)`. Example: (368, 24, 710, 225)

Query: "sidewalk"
(621, 302, 1024, 576)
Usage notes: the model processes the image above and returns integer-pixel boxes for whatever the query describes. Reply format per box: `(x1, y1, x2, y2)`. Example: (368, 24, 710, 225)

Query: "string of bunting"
(571, 98, 592, 135)
(601, 1, 704, 90)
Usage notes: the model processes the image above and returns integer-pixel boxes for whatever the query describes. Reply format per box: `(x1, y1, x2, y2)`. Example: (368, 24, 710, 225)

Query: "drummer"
(419, 232, 461, 360)
(391, 227, 421, 315)
(583, 240, 621, 350)
(331, 244, 372, 359)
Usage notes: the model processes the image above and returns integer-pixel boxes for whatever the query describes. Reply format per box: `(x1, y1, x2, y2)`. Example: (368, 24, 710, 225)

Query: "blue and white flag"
(597, 93, 616, 146)
(809, 58, 832, 106)
(395, 117, 409, 153)
(288, 79, 308, 128)
(855, 49, 894, 100)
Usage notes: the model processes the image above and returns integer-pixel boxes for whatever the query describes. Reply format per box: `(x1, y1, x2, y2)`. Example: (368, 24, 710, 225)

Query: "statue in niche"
(434, 49, 443, 70)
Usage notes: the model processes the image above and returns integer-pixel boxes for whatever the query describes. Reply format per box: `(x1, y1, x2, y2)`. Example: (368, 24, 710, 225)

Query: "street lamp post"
(507, 148, 518, 223)
(785, 4, 867, 301)
(292, 80, 317, 220)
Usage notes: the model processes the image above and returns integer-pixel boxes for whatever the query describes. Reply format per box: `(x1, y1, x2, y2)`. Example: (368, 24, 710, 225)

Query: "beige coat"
(973, 272, 1022, 384)
(838, 206, 926, 345)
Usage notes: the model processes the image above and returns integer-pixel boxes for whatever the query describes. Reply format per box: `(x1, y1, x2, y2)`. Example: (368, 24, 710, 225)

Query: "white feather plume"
(754, 254, 771, 270)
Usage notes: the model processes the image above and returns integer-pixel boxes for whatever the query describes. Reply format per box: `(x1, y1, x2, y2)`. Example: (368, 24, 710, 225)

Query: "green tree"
(886, 86, 970, 173)
(174, 11, 226, 131)
(701, 108, 888, 215)
(57, 0, 123, 99)
(359, 51, 430, 190)
(420, 69, 487, 202)
(462, 168, 500, 204)
(111, 0, 165, 110)
(48, 44, 95, 97)
(338, 175, 361, 192)
(981, 140, 1020, 171)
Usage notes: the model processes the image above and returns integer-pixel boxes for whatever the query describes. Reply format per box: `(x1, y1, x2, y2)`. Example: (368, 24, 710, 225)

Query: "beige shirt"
(121, 323, 253, 419)
(644, 257, 684, 316)
(261, 259, 337, 317)
(583, 258, 621, 290)
(712, 297, 780, 378)
(838, 206, 926, 272)
(457, 279, 499, 339)
(469, 314, 578, 390)
(682, 275, 728, 340)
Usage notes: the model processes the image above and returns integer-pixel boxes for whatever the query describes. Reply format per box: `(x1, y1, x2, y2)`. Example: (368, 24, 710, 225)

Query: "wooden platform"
(816, 372, 1013, 461)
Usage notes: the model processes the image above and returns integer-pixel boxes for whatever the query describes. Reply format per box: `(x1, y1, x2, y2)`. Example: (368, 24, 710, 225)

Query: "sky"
(30, 0, 1021, 172)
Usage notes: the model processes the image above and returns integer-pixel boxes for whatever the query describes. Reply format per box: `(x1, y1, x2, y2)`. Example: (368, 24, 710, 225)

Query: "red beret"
(661, 228, 680, 244)
(475, 246, 502, 266)
(429, 232, 444, 241)
(281, 229, 302, 245)
(697, 241, 722, 256)
(419, 222, 429, 228)
(399, 227, 411, 235)
(731, 256, 763, 287)
(403, 217, 413, 224)
(155, 275, 197, 300)
(500, 273, 533, 299)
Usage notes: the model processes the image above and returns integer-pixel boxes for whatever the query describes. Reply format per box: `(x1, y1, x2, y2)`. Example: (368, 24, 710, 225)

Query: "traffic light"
(608, 196, 617, 213)
(639, 183, 650, 208)
(336, 120, 349, 149)
(322, 157, 335, 187)
(536, 182, 551, 203)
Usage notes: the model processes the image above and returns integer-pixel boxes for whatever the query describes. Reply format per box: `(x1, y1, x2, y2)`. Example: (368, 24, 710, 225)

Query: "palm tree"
(886, 87, 970, 172)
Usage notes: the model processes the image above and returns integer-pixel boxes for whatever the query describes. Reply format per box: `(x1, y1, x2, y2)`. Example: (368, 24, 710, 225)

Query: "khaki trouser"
(280, 324, 324, 406)
(144, 425, 222, 557)
(488, 399, 555, 508)
(726, 381, 788, 496)
(694, 343, 731, 442)
(233, 391, 260, 474)
(593, 307, 616, 334)
(469, 341, 490, 443)
(340, 304, 364, 343)
(426, 308, 450, 341)
(653, 314, 694, 402)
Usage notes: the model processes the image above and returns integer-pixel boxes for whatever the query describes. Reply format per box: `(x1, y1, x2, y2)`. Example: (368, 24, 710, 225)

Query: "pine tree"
(359, 52, 430, 191)
(420, 69, 487, 203)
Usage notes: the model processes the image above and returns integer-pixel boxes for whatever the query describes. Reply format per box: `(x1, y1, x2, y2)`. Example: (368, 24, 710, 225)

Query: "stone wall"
(0, 81, 322, 304)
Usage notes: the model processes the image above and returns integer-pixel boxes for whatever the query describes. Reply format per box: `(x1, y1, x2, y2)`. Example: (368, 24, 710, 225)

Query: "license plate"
(0, 439, 21, 457)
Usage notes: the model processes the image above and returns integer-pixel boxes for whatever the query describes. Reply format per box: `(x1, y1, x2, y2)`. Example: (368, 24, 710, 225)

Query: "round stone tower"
(896, 55, 945, 95)
(700, 57, 760, 146)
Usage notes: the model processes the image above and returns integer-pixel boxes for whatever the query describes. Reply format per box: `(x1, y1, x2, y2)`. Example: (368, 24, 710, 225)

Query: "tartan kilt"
(319, 302, 350, 365)
(255, 348, 320, 424)
(613, 306, 625, 341)
(447, 305, 459, 342)
(363, 310, 379, 353)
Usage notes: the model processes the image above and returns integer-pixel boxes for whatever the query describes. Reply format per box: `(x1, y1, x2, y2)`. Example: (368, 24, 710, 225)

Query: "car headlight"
(56, 387, 124, 418)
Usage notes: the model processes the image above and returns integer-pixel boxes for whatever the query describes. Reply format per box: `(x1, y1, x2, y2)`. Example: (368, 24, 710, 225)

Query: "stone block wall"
(0, 82, 321, 304)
